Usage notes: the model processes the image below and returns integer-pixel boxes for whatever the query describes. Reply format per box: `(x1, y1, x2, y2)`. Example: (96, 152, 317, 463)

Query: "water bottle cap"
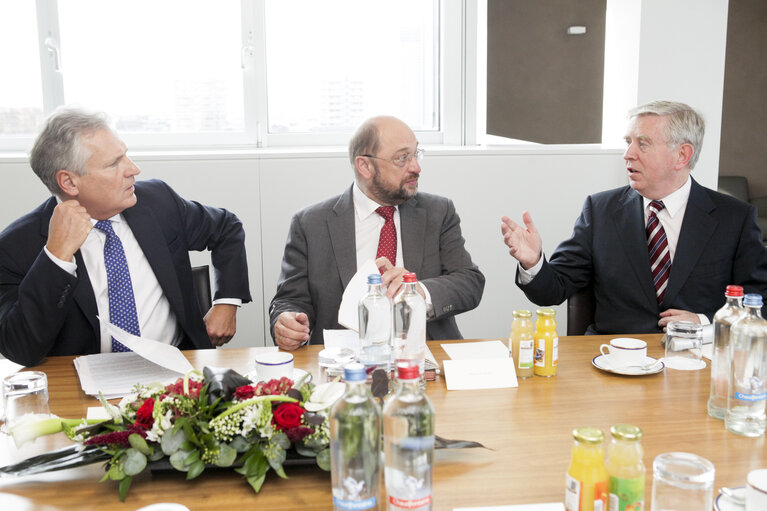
(724, 285, 744, 297)
(343, 363, 367, 382)
(367, 273, 383, 285)
(743, 293, 763, 307)
(396, 363, 421, 380)
(402, 272, 417, 283)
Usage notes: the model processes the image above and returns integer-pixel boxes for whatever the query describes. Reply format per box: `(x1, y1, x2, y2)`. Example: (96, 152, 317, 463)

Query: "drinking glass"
(2, 371, 50, 432)
(651, 452, 714, 510)
(665, 321, 705, 370)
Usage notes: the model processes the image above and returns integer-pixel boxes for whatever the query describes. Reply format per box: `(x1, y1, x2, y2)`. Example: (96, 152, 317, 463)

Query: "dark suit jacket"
(519, 179, 767, 334)
(269, 185, 485, 344)
(0, 179, 251, 366)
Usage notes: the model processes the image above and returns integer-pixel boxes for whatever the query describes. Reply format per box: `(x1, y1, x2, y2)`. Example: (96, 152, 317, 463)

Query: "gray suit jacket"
(269, 185, 485, 344)
(518, 179, 767, 334)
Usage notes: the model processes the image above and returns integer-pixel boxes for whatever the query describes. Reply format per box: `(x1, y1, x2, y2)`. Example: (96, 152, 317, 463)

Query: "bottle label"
(534, 339, 546, 368)
(519, 340, 534, 369)
(552, 337, 559, 367)
(333, 496, 377, 510)
(388, 495, 432, 509)
(734, 391, 767, 402)
(608, 475, 644, 511)
(565, 473, 581, 510)
(565, 473, 607, 510)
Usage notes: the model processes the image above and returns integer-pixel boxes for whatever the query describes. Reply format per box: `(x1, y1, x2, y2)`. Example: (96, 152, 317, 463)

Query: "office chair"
(191, 265, 213, 315)
(566, 284, 595, 335)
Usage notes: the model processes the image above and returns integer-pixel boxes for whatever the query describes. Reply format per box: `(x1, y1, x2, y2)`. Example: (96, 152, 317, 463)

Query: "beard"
(368, 161, 418, 206)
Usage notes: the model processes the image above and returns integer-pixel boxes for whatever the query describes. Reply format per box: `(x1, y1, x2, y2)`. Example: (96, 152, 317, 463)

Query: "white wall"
(0, 148, 626, 347)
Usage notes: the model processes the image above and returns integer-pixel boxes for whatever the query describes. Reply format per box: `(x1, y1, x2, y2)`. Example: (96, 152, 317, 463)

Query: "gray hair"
(628, 100, 705, 169)
(348, 118, 381, 171)
(29, 107, 112, 195)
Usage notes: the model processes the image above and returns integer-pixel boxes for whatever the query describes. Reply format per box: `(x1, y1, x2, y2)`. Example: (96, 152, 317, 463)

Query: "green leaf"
(122, 449, 147, 476)
(128, 434, 153, 456)
(186, 460, 205, 480)
(161, 427, 187, 455)
(169, 450, 192, 472)
(246, 474, 267, 493)
(118, 475, 133, 502)
(184, 449, 200, 466)
(294, 444, 318, 458)
(106, 462, 124, 481)
(235, 447, 268, 478)
(182, 420, 200, 447)
(316, 448, 331, 471)
(148, 449, 165, 462)
(215, 443, 237, 467)
(230, 435, 250, 453)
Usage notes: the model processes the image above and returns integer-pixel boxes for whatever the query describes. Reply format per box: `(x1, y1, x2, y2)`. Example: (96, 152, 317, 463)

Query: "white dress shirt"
(352, 183, 433, 314)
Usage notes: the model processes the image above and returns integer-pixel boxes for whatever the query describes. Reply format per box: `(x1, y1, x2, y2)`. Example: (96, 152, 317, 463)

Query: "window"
(0, 0, 449, 150)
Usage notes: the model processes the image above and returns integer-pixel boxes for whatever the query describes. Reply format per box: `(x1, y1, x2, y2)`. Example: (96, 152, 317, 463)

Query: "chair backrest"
(192, 265, 212, 314)
(566, 284, 596, 335)
(717, 175, 749, 202)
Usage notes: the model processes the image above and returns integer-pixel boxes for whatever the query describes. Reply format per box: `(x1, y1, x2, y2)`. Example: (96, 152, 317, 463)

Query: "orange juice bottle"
(565, 427, 608, 511)
(509, 309, 534, 378)
(533, 308, 558, 377)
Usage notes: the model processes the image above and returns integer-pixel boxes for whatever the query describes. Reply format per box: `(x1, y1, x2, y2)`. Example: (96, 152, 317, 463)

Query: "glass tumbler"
(2, 371, 50, 432)
(651, 452, 714, 510)
(665, 321, 705, 370)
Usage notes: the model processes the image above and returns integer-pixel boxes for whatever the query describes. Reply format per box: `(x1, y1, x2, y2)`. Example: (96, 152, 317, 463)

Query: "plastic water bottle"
(708, 285, 744, 419)
(359, 273, 393, 373)
(392, 273, 427, 375)
(330, 363, 382, 510)
(383, 364, 434, 510)
(725, 293, 767, 437)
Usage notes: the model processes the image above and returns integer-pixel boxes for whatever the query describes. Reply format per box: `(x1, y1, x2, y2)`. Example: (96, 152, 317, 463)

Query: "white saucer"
(715, 487, 745, 511)
(592, 354, 664, 376)
(245, 368, 312, 384)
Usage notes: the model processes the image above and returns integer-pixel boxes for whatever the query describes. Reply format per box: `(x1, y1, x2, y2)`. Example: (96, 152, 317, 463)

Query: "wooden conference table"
(0, 335, 763, 510)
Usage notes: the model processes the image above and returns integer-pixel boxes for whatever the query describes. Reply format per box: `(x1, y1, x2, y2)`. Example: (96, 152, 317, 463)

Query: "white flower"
(303, 381, 345, 412)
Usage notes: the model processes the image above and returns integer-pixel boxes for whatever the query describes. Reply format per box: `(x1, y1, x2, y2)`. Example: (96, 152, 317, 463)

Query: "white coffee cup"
(255, 352, 294, 382)
(599, 338, 647, 368)
(747, 468, 767, 510)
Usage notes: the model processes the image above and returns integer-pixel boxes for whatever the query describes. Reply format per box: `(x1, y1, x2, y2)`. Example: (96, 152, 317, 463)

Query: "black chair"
(566, 284, 595, 335)
(192, 265, 213, 314)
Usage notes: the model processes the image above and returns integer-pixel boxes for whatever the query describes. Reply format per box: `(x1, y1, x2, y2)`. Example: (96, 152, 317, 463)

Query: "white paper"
(0, 358, 23, 380)
(443, 358, 518, 390)
(337, 259, 381, 332)
(441, 340, 509, 360)
(74, 351, 185, 399)
(324, 329, 361, 355)
(86, 407, 112, 420)
(455, 504, 565, 511)
(102, 320, 194, 375)
(701, 343, 713, 360)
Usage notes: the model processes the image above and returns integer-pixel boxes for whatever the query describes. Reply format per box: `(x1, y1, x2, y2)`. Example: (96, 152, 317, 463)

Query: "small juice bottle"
(509, 309, 534, 378)
(565, 427, 608, 511)
(534, 308, 558, 377)
(605, 424, 645, 511)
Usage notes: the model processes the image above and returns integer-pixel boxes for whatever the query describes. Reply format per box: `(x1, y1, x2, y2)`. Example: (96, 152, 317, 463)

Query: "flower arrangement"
(1, 367, 346, 502)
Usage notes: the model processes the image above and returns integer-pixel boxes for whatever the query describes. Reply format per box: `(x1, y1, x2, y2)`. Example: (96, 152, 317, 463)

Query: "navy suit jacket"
(269, 185, 485, 344)
(519, 179, 767, 334)
(0, 179, 251, 366)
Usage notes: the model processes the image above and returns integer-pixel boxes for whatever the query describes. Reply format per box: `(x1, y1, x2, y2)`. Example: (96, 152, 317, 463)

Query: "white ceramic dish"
(715, 487, 745, 511)
(245, 368, 311, 384)
(591, 354, 664, 376)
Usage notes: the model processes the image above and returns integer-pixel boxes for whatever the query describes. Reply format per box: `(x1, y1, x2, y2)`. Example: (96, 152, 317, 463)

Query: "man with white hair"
(501, 100, 767, 334)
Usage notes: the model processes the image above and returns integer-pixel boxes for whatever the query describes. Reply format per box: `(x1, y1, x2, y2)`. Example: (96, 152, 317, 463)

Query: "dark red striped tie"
(375, 206, 397, 272)
(647, 200, 671, 304)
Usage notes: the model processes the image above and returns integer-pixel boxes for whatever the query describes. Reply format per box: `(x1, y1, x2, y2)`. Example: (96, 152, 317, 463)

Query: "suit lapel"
(122, 204, 187, 327)
(664, 179, 716, 304)
(328, 186, 357, 289)
(400, 196, 426, 275)
(611, 189, 657, 305)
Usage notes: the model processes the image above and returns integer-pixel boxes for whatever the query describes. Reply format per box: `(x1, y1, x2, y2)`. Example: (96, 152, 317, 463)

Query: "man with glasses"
(270, 116, 485, 349)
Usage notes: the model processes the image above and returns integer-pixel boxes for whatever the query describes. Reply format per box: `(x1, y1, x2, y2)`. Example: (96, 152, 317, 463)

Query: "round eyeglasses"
(362, 148, 424, 168)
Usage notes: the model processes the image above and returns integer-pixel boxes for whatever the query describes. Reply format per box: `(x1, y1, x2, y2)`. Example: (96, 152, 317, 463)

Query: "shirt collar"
(54, 196, 124, 227)
(642, 176, 691, 218)
(353, 182, 397, 221)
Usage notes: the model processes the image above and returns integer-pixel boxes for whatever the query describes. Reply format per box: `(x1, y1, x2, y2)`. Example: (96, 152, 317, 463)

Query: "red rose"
(134, 398, 155, 429)
(234, 385, 255, 401)
(272, 402, 305, 430)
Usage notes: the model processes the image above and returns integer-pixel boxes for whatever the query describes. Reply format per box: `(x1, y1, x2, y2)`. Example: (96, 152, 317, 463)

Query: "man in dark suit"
(270, 116, 485, 348)
(0, 108, 251, 366)
(501, 100, 767, 334)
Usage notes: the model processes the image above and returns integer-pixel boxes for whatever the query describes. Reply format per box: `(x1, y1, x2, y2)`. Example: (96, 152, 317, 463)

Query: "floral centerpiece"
(1, 367, 346, 502)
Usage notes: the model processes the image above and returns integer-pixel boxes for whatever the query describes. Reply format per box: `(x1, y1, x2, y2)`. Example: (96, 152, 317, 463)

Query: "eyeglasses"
(362, 148, 424, 168)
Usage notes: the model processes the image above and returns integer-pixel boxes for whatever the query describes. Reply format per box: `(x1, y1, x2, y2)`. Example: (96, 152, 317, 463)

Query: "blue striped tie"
(94, 220, 140, 352)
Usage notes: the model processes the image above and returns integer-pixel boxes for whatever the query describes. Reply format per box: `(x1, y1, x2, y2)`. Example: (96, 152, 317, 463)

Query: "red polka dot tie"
(375, 206, 397, 272)
(94, 220, 140, 352)
(647, 201, 671, 305)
